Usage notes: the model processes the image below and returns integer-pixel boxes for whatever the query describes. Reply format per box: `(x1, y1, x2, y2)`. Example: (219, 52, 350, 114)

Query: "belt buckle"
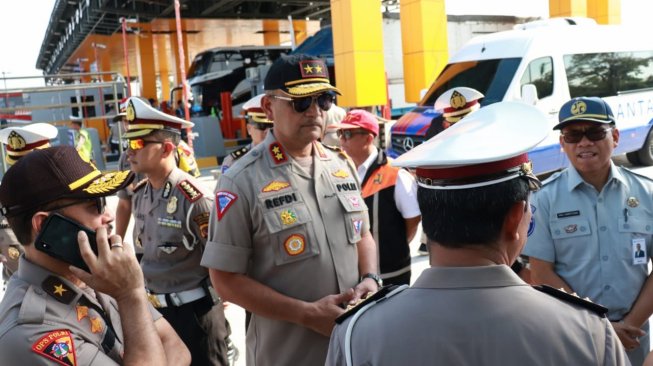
(169, 292, 183, 307)
(147, 293, 163, 308)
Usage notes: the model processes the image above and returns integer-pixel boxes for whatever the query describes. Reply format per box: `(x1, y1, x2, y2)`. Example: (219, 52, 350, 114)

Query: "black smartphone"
(34, 213, 98, 272)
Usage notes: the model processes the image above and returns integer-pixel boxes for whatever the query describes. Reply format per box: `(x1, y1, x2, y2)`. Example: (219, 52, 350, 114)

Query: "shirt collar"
(412, 264, 527, 289)
(566, 161, 625, 191)
(357, 148, 379, 180)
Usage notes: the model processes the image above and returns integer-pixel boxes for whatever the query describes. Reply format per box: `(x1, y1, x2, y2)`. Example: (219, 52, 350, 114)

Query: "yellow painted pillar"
(292, 20, 309, 46)
(400, 0, 448, 103)
(549, 0, 587, 17)
(587, 0, 620, 24)
(156, 35, 172, 103)
(263, 20, 280, 45)
(135, 24, 157, 100)
(330, 0, 386, 107)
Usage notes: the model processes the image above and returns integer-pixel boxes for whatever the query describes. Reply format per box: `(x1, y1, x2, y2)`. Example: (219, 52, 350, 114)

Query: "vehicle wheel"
(626, 151, 642, 165)
(636, 128, 653, 166)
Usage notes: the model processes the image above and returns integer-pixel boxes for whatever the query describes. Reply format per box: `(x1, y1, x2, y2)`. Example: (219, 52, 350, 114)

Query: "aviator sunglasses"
(128, 138, 164, 150)
(561, 127, 612, 144)
(271, 93, 335, 113)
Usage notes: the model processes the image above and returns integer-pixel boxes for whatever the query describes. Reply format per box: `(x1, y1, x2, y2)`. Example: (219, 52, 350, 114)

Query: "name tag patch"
(265, 193, 298, 209)
(557, 210, 580, 218)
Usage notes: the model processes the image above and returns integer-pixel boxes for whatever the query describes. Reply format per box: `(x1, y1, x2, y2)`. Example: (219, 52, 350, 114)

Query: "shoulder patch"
(32, 329, 77, 366)
(335, 285, 407, 324)
(42, 276, 76, 305)
(230, 146, 250, 160)
(177, 180, 203, 203)
(132, 178, 148, 193)
(216, 191, 238, 221)
(533, 284, 608, 316)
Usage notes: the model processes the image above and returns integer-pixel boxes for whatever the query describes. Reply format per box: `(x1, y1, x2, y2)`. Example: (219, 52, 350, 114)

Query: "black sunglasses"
(48, 197, 107, 215)
(561, 127, 612, 144)
(251, 122, 272, 131)
(271, 93, 334, 113)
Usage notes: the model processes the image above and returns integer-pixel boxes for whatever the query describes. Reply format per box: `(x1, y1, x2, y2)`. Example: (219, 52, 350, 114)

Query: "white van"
(388, 18, 653, 174)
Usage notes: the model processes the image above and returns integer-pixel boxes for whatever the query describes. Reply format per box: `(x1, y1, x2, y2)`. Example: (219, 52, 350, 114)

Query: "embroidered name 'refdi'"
(557, 210, 580, 218)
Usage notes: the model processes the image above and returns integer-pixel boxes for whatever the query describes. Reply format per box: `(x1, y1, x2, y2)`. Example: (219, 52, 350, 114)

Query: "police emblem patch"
(166, 196, 178, 214)
(31, 329, 77, 366)
(352, 218, 363, 235)
(262, 180, 291, 192)
(570, 100, 587, 115)
(331, 169, 349, 179)
(193, 212, 210, 239)
(449, 90, 467, 109)
(280, 209, 298, 226)
(216, 191, 238, 221)
(564, 224, 578, 234)
(284, 234, 305, 256)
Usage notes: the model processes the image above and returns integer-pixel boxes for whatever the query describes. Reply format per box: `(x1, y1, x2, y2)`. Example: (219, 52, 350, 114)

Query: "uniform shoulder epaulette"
(533, 284, 608, 316)
(224, 143, 263, 177)
(620, 165, 653, 183)
(230, 146, 250, 161)
(132, 178, 148, 193)
(322, 144, 342, 152)
(335, 284, 408, 324)
(541, 170, 563, 186)
(42, 276, 76, 305)
(177, 179, 204, 203)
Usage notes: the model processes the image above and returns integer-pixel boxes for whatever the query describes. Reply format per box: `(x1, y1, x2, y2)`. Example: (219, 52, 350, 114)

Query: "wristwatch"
(360, 273, 383, 288)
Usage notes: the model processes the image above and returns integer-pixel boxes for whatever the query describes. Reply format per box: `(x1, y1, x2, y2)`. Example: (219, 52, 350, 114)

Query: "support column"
(399, 0, 447, 103)
(135, 24, 157, 100)
(549, 0, 587, 17)
(292, 20, 309, 46)
(330, 0, 386, 107)
(263, 20, 280, 45)
(156, 35, 172, 103)
(170, 20, 190, 87)
(587, 0, 620, 24)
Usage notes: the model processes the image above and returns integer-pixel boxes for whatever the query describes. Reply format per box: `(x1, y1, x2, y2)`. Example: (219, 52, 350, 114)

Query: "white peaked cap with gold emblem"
(434, 87, 484, 123)
(392, 102, 548, 190)
(242, 94, 272, 124)
(122, 97, 194, 139)
(0, 123, 59, 165)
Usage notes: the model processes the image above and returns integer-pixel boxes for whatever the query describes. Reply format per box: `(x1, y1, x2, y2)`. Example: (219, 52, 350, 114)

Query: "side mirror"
(521, 84, 538, 105)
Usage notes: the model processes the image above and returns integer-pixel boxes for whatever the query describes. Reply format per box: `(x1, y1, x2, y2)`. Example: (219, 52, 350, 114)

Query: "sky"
(0, 0, 650, 88)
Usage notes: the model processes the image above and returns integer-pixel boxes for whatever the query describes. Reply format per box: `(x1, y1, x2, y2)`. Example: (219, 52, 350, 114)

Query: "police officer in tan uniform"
(0, 123, 58, 284)
(326, 102, 629, 366)
(201, 54, 380, 366)
(123, 97, 231, 366)
(0, 145, 189, 365)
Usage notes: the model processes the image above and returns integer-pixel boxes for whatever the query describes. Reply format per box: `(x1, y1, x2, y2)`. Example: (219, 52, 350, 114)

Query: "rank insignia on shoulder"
(269, 142, 287, 164)
(533, 285, 608, 317)
(262, 180, 291, 193)
(31, 329, 77, 366)
(42, 276, 76, 304)
(132, 178, 148, 193)
(230, 146, 250, 160)
(216, 191, 238, 221)
(314, 142, 328, 159)
(178, 180, 203, 203)
(335, 285, 407, 324)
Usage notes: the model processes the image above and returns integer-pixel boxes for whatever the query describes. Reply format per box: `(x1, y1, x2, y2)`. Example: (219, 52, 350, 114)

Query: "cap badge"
(126, 100, 136, 121)
(7, 131, 26, 150)
(521, 161, 533, 175)
(7, 246, 19, 260)
(571, 100, 587, 115)
(450, 90, 467, 109)
(627, 197, 639, 208)
(280, 209, 298, 226)
(262, 181, 290, 192)
(299, 60, 327, 78)
(166, 196, 178, 214)
(83, 170, 131, 194)
(284, 234, 305, 256)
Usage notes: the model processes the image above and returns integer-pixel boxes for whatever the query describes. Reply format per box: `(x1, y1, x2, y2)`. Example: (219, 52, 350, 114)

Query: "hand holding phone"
(34, 213, 98, 272)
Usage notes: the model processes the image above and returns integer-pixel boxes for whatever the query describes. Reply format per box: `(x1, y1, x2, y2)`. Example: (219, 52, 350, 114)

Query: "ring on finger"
(110, 243, 123, 249)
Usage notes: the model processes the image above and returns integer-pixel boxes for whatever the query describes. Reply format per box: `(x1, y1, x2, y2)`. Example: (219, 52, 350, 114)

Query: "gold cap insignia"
(7, 131, 26, 150)
(570, 100, 587, 115)
(450, 90, 467, 109)
(7, 246, 19, 260)
(126, 100, 136, 121)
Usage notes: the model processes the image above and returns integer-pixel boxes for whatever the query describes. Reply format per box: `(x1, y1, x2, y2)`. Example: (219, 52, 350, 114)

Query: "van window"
(423, 58, 521, 106)
(520, 57, 553, 98)
(564, 51, 653, 98)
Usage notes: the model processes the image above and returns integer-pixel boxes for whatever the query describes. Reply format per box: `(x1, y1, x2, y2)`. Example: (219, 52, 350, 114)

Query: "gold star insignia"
(90, 317, 104, 333)
(314, 65, 323, 73)
(303, 64, 314, 74)
(275, 153, 284, 160)
(272, 146, 280, 154)
(53, 284, 67, 297)
(76, 305, 89, 321)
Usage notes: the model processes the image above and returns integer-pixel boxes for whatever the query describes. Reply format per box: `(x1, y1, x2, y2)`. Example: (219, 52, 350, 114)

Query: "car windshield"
(423, 58, 522, 107)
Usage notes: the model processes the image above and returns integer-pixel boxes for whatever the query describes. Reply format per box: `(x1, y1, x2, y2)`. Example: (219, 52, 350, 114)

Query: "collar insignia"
(269, 142, 287, 164)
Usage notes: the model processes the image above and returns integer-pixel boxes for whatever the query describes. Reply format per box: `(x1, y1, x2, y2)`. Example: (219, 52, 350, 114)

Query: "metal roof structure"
(37, 0, 401, 75)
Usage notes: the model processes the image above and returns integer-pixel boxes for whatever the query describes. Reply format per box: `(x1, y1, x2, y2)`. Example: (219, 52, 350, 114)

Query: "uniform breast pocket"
(263, 204, 319, 266)
(550, 219, 592, 262)
(618, 216, 653, 260)
(336, 193, 368, 244)
(155, 222, 187, 260)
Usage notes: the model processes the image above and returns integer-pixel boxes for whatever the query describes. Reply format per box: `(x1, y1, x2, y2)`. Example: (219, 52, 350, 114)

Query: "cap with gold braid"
(0, 123, 59, 165)
(264, 54, 340, 97)
(242, 94, 272, 124)
(0, 146, 134, 217)
(392, 102, 548, 190)
(122, 97, 194, 139)
(434, 87, 484, 124)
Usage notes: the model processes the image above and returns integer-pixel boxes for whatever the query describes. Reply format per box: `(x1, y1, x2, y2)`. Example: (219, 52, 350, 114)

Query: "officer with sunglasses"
(524, 96, 653, 366)
(219, 94, 273, 175)
(202, 54, 380, 366)
(123, 97, 232, 366)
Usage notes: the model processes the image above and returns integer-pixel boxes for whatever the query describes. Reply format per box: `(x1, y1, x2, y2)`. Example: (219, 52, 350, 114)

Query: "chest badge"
(159, 244, 178, 254)
(627, 197, 639, 208)
(284, 234, 305, 256)
(280, 209, 298, 226)
(347, 195, 361, 209)
(331, 169, 349, 179)
(352, 218, 363, 235)
(262, 181, 290, 192)
(564, 224, 578, 234)
(8, 246, 20, 260)
(167, 196, 178, 214)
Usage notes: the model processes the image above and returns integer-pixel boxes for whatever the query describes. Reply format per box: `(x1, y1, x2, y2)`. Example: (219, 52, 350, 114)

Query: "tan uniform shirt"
(0, 257, 162, 365)
(0, 218, 22, 281)
(132, 167, 213, 293)
(327, 265, 630, 366)
(201, 131, 369, 366)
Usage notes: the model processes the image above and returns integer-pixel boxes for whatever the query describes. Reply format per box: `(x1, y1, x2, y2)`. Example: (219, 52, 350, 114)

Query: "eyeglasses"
(561, 127, 612, 144)
(251, 123, 271, 131)
(48, 197, 107, 215)
(271, 93, 334, 113)
(337, 129, 370, 140)
(128, 138, 164, 150)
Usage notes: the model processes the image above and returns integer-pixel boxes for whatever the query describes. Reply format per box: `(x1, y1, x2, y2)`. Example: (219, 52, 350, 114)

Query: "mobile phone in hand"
(34, 213, 98, 272)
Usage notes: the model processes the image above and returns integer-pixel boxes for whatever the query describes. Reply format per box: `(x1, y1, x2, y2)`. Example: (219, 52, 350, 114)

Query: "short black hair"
(150, 129, 180, 145)
(419, 178, 530, 248)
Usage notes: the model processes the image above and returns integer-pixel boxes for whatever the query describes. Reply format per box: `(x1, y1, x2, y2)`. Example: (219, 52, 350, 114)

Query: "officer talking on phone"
(0, 146, 190, 365)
